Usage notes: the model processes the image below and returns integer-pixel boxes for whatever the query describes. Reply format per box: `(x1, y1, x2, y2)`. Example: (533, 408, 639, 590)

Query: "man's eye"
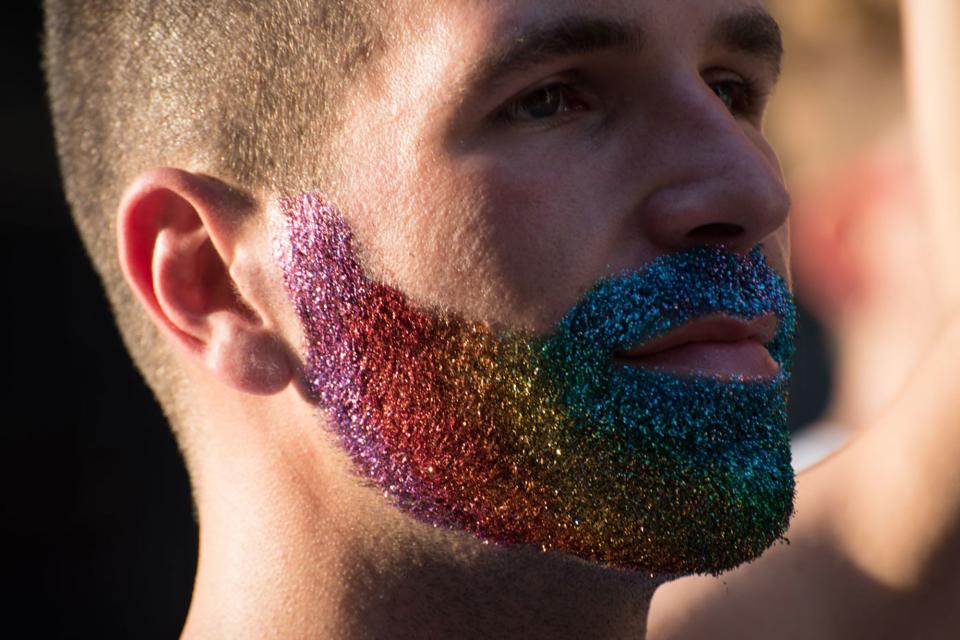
(498, 83, 587, 123)
(710, 79, 754, 115)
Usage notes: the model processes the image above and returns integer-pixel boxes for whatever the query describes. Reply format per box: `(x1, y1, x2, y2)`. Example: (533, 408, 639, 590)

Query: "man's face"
(275, 0, 793, 575)
(329, 0, 790, 333)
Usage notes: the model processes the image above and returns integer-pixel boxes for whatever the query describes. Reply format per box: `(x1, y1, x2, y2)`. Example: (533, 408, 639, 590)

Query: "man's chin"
(340, 362, 796, 577)
(528, 366, 795, 576)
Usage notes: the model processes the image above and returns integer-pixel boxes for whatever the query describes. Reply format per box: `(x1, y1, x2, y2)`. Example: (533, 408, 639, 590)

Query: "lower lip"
(614, 340, 780, 380)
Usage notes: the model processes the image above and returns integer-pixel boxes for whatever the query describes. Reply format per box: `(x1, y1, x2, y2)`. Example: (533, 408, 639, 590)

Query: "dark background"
(2, 4, 831, 638)
(3, 5, 196, 638)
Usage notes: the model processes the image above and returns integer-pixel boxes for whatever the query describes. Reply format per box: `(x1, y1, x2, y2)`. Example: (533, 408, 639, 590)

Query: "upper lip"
(615, 313, 778, 359)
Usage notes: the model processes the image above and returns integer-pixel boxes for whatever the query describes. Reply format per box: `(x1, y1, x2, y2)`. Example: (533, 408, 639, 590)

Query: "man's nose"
(635, 80, 790, 255)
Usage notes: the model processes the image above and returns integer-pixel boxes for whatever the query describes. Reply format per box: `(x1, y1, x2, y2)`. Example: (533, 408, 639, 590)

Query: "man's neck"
(179, 422, 660, 639)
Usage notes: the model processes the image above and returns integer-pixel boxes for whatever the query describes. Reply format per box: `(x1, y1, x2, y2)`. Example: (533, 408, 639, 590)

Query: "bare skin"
(117, 1, 791, 637)
(649, 2, 960, 637)
(110, 0, 960, 638)
(905, 0, 960, 306)
(116, 0, 960, 637)
(650, 321, 960, 640)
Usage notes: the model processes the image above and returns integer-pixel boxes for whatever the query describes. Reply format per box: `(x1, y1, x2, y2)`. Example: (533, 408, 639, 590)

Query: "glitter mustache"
(278, 193, 796, 575)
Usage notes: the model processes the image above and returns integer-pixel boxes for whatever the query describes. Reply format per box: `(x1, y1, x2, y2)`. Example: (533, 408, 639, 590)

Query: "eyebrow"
(464, 16, 643, 91)
(711, 7, 784, 79)
(463, 8, 784, 94)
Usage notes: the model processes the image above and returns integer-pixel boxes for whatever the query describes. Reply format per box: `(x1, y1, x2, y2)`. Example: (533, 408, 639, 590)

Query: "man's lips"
(613, 313, 779, 379)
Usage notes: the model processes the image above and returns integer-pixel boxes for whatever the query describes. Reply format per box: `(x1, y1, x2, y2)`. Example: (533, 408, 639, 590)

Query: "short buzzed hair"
(44, 1, 387, 450)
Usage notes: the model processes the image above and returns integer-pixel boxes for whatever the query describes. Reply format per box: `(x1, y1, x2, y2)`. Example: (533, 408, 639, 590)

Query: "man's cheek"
(447, 157, 617, 330)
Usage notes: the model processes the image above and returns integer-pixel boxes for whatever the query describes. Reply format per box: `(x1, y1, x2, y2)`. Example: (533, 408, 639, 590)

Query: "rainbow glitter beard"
(278, 193, 797, 575)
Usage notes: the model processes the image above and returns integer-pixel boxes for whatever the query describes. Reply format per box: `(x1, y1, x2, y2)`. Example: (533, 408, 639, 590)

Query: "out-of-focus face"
(275, 0, 794, 575)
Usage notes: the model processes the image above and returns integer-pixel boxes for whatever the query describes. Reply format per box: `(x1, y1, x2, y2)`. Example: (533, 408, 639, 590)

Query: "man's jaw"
(280, 195, 797, 575)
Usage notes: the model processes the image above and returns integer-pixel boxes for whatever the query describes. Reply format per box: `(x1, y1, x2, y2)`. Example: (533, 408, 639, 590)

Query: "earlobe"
(206, 319, 293, 395)
(118, 168, 293, 395)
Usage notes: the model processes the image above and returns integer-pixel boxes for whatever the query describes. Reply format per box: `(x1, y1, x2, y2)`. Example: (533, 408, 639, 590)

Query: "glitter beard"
(278, 193, 797, 575)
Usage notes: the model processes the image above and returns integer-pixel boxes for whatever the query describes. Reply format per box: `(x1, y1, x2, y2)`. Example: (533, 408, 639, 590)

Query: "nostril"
(686, 222, 745, 242)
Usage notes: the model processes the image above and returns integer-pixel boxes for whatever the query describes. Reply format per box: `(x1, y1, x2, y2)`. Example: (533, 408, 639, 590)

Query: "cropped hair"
(44, 0, 386, 453)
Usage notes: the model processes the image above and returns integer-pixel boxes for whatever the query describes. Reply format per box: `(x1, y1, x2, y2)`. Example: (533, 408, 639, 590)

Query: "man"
(46, 0, 794, 635)
(43, 0, 960, 638)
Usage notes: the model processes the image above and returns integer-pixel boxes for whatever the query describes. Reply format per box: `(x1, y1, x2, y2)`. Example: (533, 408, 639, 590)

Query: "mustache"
(542, 246, 796, 371)
(280, 194, 794, 378)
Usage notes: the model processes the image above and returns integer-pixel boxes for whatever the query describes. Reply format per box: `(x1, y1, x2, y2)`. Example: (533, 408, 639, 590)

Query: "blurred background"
(2, 0, 911, 636)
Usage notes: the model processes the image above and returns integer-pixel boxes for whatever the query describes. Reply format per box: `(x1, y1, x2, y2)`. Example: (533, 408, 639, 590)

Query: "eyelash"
(494, 72, 766, 126)
(709, 76, 764, 117)
(495, 81, 588, 125)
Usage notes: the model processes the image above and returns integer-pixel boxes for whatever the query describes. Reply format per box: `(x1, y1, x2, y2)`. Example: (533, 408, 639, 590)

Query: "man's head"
(46, 0, 793, 575)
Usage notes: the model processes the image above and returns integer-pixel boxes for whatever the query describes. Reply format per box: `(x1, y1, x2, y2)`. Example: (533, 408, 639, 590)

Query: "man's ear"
(118, 167, 292, 395)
